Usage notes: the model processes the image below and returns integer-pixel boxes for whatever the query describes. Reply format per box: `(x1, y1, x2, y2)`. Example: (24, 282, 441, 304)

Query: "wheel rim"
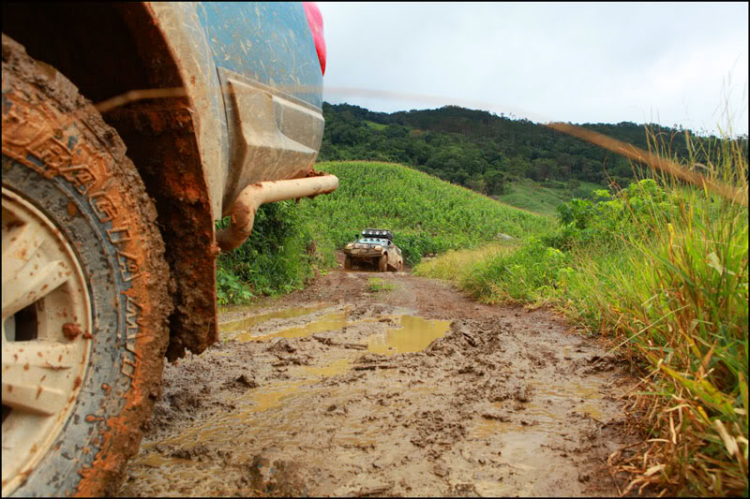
(2, 187, 92, 494)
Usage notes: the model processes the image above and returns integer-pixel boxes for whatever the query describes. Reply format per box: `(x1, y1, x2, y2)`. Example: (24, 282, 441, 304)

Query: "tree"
(485, 169, 508, 195)
(466, 175, 487, 194)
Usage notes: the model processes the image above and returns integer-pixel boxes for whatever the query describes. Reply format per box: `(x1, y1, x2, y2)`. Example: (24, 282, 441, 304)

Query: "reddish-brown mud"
(119, 261, 635, 497)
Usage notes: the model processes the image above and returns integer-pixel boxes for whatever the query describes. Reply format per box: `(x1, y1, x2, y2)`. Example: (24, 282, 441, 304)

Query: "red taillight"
(303, 2, 326, 76)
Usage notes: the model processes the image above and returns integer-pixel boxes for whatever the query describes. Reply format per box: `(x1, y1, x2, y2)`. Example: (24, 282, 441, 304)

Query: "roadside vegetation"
(416, 131, 748, 496)
(217, 160, 550, 305)
(216, 200, 323, 305)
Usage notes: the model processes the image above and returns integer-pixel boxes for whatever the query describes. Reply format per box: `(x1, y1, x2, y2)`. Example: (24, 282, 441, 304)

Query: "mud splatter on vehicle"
(344, 229, 404, 272)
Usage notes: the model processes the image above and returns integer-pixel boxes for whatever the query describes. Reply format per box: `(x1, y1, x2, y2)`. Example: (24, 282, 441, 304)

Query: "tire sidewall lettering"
(2, 89, 144, 496)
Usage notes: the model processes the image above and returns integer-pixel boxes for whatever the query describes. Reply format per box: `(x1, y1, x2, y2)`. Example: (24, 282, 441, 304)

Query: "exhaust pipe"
(216, 174, 339, 252)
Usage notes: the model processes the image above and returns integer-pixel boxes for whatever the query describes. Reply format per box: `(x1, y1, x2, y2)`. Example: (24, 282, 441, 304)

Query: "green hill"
(495, 178, 602, 216)
(304, 161, 552, 264)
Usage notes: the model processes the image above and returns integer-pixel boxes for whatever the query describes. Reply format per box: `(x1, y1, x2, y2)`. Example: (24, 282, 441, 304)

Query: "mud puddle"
(120, 269, 634, 497)
(366, 315, 451, 355)
(219, 303, 332, 334)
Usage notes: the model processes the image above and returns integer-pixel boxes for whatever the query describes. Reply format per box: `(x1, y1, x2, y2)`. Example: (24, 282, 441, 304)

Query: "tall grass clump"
(416, 129, 748, 495)
(600, 131, 748, 496)
(414, 242, 516, 283)
(457, 237, 570, 304)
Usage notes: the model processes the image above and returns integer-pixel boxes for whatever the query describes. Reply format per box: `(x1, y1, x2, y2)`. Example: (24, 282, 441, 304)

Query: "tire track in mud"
(119, 266, 635, 497)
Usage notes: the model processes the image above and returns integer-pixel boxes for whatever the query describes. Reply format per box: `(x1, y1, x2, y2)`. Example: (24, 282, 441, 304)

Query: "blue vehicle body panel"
(195, 2, 322, 108)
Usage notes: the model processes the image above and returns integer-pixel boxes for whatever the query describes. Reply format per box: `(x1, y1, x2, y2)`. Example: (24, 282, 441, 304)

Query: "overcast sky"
(317, 2, 749, 136)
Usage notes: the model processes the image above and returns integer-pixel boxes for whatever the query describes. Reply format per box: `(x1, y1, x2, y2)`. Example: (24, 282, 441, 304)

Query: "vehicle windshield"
(358, 238, 389, 245)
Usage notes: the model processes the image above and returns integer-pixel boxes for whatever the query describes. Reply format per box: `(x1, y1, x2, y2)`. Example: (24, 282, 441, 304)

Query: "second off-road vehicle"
(344, 229, 404, 272)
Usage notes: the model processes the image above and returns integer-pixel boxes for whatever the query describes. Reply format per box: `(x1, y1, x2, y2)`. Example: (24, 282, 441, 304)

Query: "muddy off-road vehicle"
(1, 2, 336, 496)
(344, 229, 404, 272)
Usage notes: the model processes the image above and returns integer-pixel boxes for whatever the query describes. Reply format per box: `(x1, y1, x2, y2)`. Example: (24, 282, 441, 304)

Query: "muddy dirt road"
(119, 260, 634, 497)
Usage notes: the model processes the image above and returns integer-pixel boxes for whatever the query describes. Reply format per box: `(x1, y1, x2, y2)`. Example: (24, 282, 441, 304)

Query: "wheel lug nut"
(62, 322, 82, 340)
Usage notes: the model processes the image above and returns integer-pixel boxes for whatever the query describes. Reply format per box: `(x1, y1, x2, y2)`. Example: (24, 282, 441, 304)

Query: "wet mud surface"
(120, 259, 635, 497)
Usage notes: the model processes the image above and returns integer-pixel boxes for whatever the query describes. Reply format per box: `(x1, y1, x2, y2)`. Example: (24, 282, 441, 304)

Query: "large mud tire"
(378, 254, 387, 272)
(344, 255, 352, 270)
(1, 35, 171, 497)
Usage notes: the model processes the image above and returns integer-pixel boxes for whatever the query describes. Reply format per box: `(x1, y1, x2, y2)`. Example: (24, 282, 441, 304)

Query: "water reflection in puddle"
(367, 316, 451, 355)
(231, 308, 451, 356)
(530, 379, 604, 421)
(219, 304, 331, 334)
(145, 312, 451, 450)
(245, 381, 313, 414)
(146, 380, 315, 452)
(464, 375, 615, 498)
(236, 312, 348, 342)
(139, 454, 194, 468)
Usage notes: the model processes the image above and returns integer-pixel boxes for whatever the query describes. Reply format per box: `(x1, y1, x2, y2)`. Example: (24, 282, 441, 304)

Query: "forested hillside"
(318, 103, 747, 210)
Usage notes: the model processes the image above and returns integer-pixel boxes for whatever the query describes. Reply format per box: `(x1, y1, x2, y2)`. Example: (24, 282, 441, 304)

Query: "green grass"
(367, 278, 397, 292)
(495, 178, 602, 215)
(415, 133, 749, 496)
(416, 242, 517, 282)
(215, 200, 326, 305)
(364, 120, 387, 131)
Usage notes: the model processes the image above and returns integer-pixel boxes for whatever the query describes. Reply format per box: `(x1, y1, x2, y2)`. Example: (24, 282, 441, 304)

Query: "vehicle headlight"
(346, 243, 354, 249)
(374, 245, 382, 251)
